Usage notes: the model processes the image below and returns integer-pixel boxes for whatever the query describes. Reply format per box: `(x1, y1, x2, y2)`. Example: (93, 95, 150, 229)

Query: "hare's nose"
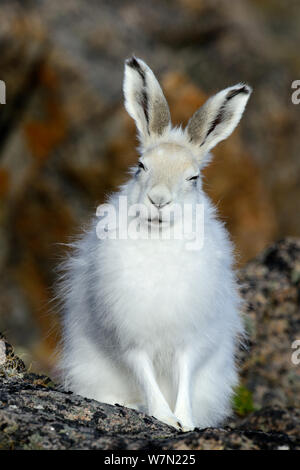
(148, 186, 172, 209)
(148, 195, 171, 209)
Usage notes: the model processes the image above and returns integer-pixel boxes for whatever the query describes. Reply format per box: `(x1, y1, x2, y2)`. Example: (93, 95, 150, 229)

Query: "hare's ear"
(187, 84, 252, 159)
(124, 57, 171, 145)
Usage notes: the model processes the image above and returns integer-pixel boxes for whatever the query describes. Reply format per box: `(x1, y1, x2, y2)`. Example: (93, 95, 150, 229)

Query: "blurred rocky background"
(0, 0, 299, 377)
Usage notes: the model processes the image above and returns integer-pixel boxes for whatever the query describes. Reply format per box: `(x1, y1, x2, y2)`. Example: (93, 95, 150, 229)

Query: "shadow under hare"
(58, 57, 251, 431)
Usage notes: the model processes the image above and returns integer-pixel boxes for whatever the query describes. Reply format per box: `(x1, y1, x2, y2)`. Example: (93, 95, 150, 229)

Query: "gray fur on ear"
(187, 84, 252, 155)
(124, 57, 171, 145)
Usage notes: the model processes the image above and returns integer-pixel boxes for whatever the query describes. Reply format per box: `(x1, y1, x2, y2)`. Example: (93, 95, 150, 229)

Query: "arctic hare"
(58, 57, 251, 431)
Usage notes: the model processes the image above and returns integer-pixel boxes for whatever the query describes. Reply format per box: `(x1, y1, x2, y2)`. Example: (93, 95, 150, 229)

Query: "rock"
(238, 406, 300, 439)
(0, 335, 299, 450)
(0, 238, 299, 449)
(0, 332, 26, 375)
(239, 238, 300, 408)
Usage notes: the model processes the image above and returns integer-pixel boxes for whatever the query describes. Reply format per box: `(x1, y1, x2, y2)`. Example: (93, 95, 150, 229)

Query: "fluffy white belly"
(98, 238, 216, 351)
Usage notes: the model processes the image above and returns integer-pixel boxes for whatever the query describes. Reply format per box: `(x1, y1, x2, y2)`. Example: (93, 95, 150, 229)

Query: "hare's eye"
(138, 162, 146, 171)
(187, 175, 199, 181)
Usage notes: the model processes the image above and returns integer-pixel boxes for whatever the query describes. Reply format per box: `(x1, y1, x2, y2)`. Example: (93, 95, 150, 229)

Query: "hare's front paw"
(173, 409, 195, 432)
(178, 421, 195, 432)
(152, 410, 182, 430)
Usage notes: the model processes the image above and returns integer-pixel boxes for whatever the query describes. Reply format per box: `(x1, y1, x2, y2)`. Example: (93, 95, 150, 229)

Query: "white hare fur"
(58, 57, 251, 431)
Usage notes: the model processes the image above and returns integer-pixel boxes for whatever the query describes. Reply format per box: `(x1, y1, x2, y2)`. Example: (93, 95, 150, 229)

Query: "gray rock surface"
(239, 238, 300, 408)
(0, 349, 299, 450)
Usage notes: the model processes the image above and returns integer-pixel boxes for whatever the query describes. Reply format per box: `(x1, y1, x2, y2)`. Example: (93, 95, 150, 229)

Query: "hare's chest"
(118, 239, 192, 297)
(102, 240, 204, 344)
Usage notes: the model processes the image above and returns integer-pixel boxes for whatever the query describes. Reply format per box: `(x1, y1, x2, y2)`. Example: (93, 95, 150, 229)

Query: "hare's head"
(124, 57, 251, 224)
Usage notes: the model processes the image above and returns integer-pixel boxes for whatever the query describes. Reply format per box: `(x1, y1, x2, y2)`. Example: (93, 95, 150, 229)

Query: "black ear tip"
(240, 84, 252, 95)
(125, 56, 146, 81)
(226, 84, 252, 100)
(125, 56, 139, 69)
